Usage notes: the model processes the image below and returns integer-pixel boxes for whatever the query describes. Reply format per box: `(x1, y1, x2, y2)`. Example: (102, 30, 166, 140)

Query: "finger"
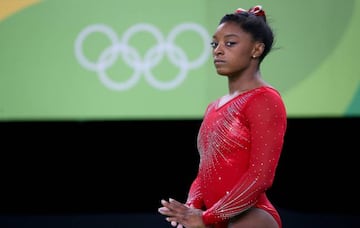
(168, 198, 188, 211)
(163, 200, 180, 211)
(169, 198, 182, 205)
(158, 207, 172, 216)
(161, 199, 169, 206)
(166, 217, 179, 226)
(160, 200, 175, 213)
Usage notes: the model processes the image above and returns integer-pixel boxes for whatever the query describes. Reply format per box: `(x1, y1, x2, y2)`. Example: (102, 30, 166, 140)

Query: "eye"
(210, 41, 218, 49)
(225, 41, 236, 47)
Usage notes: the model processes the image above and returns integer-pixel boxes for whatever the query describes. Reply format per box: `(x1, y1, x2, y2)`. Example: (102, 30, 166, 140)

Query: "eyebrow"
(212, 33, 239, 39)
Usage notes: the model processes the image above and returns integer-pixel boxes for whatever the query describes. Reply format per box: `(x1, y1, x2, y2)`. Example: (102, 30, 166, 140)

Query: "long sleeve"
(200, 88, 287, 225)
(186, 176, 204, 209)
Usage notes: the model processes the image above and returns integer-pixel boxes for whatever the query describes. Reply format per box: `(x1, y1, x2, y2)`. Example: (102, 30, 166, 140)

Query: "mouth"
(214, 59, 225, 66)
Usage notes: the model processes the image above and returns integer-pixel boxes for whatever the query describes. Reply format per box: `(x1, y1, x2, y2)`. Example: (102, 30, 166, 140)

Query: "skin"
(158, 21, 278, 228)
(212, 21, 268, 95)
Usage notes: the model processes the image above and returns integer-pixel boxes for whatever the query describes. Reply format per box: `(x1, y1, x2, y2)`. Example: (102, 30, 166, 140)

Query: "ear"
(251, 42, 265, 59)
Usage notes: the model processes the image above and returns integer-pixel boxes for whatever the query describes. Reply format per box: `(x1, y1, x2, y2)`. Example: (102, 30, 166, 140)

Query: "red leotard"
(186, 86, 287, 228)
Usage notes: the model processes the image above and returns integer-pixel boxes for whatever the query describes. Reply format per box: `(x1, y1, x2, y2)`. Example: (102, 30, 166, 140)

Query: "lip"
(214, 59, 225, 65)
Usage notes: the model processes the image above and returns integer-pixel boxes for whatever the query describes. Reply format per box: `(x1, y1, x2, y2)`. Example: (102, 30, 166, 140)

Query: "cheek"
(240, 46, 254, 57)
(234, 50, 252, 62)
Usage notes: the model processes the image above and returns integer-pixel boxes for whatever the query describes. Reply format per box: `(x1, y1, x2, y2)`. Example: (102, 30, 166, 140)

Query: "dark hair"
(219, 9, 274, 63)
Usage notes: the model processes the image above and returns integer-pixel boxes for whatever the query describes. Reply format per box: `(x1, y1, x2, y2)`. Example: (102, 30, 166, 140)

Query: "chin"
(216, 70, 229, 76)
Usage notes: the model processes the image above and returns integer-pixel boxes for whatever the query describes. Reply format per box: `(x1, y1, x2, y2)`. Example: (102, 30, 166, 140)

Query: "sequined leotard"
(186, 86, 287, 228)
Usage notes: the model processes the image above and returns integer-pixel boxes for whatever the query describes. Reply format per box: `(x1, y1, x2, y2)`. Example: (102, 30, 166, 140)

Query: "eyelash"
(210, 41, 236, 49)
(210, 42, 217, 48)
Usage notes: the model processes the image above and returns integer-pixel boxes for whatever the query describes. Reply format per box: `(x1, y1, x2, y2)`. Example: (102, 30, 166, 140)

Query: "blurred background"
(1, 0, 359, 227)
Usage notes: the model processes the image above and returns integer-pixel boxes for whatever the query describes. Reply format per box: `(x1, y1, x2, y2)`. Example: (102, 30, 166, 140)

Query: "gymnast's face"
(211, 21, 261, 77)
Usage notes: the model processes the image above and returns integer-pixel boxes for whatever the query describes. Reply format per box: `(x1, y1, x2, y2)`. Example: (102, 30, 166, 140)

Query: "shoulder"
(243, 86, 286, 113)
(250, 86, 284, 102)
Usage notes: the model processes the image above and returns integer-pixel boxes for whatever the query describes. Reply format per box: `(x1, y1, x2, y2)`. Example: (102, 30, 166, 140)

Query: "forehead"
(213, 21, 247, 38)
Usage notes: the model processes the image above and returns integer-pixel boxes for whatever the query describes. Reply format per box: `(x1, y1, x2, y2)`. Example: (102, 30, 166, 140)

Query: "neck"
(228, 70, 267, 94)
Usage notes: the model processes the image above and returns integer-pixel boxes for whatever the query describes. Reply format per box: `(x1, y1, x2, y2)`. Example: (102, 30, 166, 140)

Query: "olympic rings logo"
(74, 23, 211, 91)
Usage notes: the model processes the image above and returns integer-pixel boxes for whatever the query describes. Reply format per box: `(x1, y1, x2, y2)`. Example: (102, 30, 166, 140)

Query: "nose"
(213, 44, 224, 56)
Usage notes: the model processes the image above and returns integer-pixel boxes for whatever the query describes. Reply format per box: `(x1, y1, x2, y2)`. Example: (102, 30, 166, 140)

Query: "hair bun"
(235, 5, 265, 17)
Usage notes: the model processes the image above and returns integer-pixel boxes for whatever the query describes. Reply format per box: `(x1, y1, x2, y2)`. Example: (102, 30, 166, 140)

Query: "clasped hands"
(158, 198, 206, 228)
